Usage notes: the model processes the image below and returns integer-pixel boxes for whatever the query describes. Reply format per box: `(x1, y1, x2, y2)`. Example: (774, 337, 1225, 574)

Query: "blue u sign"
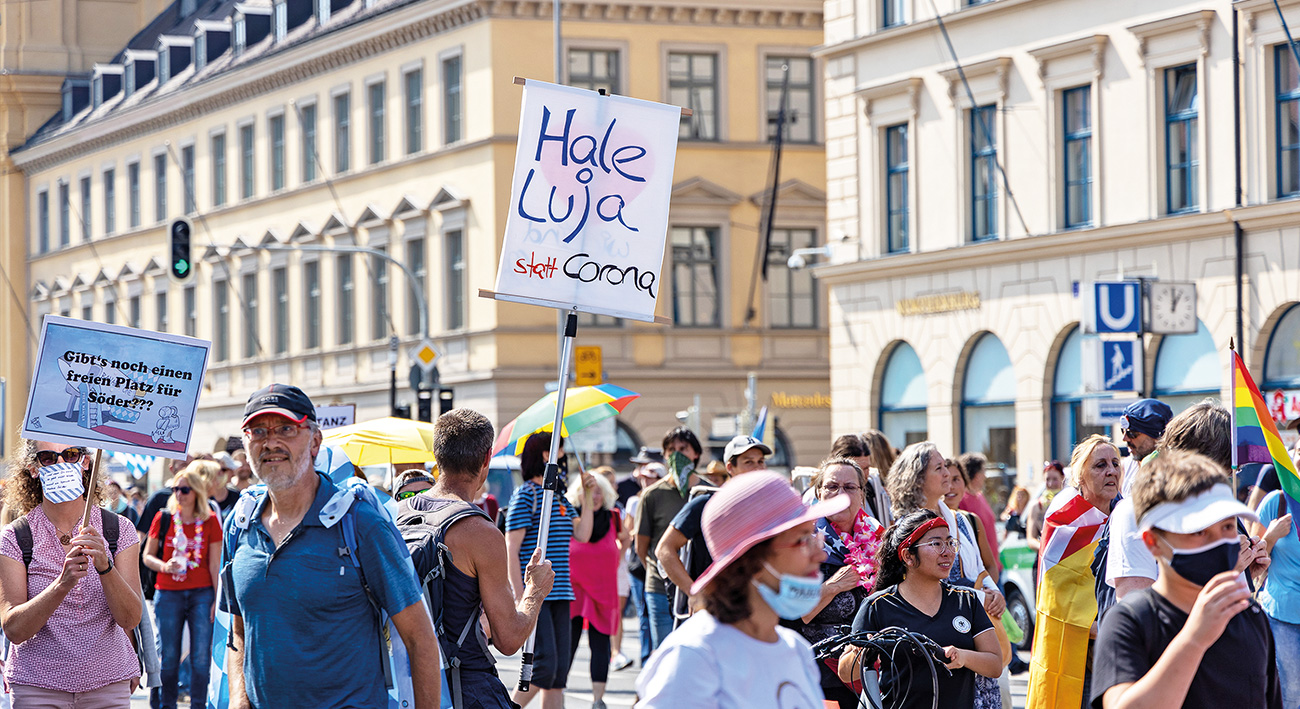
(1102, 340, 1140, 392)
(1094, 282, 1142, 333)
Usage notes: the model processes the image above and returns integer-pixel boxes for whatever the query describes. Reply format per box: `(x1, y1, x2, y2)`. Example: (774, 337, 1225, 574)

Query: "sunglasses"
(36, 447, 87, 467)
(174, 486, 194, 495)
(395, 489, 424, 501)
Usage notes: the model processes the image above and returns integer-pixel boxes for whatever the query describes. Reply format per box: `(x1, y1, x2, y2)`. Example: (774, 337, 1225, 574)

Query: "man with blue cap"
(1119, 399, 1175, 496)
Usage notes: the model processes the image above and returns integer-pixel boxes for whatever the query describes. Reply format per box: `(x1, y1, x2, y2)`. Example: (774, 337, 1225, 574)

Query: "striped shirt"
(505, 481, 575, 601)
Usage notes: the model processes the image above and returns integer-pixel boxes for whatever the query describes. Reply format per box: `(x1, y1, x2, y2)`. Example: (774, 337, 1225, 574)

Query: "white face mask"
(37, 462, 86, 503)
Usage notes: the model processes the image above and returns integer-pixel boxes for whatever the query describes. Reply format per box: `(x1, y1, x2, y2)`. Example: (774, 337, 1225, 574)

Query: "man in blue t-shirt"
(223, 384, 440, 708)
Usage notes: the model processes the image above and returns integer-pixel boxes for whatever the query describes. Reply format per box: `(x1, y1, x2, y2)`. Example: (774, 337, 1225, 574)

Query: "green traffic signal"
(170, 218, 192, 281)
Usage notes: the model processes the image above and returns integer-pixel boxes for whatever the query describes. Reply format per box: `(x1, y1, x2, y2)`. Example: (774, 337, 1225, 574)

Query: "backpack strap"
(101, 508, 119, 558)
(13, 517, 34, 568)
(416, 502, 489, 709)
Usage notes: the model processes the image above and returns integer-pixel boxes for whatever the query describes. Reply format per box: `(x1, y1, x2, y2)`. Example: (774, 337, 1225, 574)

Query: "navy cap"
(1120, 398, 1174, 439)
(242, 383, 316, 428)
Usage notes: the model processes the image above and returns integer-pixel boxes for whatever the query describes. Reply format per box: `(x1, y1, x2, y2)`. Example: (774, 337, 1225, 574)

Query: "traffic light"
(169, 218, 192, 281)
(439, 388, 454, 415)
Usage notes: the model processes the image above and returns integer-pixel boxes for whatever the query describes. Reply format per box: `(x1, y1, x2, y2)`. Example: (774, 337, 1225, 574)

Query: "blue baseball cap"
(1120, 399, 1174, 439)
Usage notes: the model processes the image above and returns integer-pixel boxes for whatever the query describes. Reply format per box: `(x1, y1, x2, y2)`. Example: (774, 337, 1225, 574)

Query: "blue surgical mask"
(753, 562, 823, 620)
(1159, 535, 1240, 586)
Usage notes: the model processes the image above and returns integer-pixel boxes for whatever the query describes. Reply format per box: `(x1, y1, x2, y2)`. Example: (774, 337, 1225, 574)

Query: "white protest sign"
(22, 315, 211, 460)
(315, 404, 356, 429)
(493, 80, 681, 322)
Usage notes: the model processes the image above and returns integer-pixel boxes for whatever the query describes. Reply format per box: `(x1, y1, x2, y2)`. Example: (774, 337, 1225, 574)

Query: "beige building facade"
(820, 0, 1300, 485)
(9, 0, 833, 468)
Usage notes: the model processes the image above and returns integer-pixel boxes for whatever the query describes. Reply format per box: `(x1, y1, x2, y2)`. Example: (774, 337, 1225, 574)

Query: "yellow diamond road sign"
(411, 340, 441, 372)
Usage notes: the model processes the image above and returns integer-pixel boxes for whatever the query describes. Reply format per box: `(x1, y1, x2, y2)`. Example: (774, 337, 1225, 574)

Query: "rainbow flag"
(1232, 351, 1300, 502)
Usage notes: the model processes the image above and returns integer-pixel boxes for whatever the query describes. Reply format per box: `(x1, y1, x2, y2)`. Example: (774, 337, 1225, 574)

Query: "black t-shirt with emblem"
(850, 582, 994, 709)
(1091, 587, 1281, 709)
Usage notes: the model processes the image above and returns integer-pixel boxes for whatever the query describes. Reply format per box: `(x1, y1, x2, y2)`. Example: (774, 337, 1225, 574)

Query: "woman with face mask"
(635, 471, 846, 708)
(0, 439, 145, 705)
(840, 509, 1003, 709)
(1091, 450, 1281, 709)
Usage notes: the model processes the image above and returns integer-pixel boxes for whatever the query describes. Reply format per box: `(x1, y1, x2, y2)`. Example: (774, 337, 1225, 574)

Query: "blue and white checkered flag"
(37, 461, 85, 503)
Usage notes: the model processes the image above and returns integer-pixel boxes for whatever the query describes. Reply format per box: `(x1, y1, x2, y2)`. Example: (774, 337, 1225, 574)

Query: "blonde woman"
(565, 470, 625, 708)
(142, 461, 223, 709)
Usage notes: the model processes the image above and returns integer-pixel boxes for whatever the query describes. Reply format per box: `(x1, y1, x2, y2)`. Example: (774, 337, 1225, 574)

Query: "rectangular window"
(79, 176, 91, 240)
(103, 169, 116, 235)
(1165, 64, 1199, 214)
(406, 237, 425, 335)
(211, 132, 227, 207)
(273, 0, 286, 41)
(273, 266, 288, 353)
(766, 56, 815, 144)
(155, 291, 168, 332)
(128, 162, 141, 228)
(300, 104, 318, 183)
(404, 69, 422, 154)
(443, 55, 462, 144)
(882, 0, 904, 27)
(368, 81, 385, 165)
(1063, 86, 1092, 228)
(568, 48, 619, 94)
(104, 290, 116, 325)
(337, 254, 354, 344)
(885, 123, 909, 253)
(304, 260, 320, 348)
(59, 182, 70, 247)
(371, 248, 388, 340)
(214, 280, 228, 361)
(82, 303, 93, 321)
(334, 92, 351, 173)
(242, 271, 258, 358)
(1277, 46, 1300, 198)
(970, 104, 998, 241)
(671, 226, 720, 326)
(154, 153, 167, 222)
(37, 191, 49, 253)
(184, 285, 196, 337)
(270, 114, 285, 191)
(445, 229, 465, 330)
(767, 228, 817, 328)
(129, 295, 141, 328)
(669, 53, 719, 141)
(240, 123, 255, 199)
(181, 144, 196, 214)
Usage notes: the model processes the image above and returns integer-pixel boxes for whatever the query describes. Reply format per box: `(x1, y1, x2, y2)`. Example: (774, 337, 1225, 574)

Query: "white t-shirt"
(635, 611, 824, 709)
(1121, 457, 1141, 498)
(1105, 497, 1158, 587)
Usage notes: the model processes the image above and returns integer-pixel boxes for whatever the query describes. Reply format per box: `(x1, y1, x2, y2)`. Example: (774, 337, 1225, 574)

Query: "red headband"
(897, 517, 949, 562)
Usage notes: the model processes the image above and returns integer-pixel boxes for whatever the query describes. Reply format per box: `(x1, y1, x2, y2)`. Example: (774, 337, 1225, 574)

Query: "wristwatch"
(97, 556, 114, 575)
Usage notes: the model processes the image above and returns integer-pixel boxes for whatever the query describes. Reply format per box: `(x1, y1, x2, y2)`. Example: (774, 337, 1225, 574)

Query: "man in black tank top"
(401, 408, 555, 709)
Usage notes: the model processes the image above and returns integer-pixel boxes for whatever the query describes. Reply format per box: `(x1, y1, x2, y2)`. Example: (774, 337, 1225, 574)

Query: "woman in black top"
(841, 510, 1002, 709)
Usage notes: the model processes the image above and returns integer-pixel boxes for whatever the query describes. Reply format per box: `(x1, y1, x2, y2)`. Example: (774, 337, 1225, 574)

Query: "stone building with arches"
(819, 0, 1300, 485)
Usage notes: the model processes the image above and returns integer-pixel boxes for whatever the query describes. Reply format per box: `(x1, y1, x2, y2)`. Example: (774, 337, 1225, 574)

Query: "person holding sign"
(0, 439, 145, 706)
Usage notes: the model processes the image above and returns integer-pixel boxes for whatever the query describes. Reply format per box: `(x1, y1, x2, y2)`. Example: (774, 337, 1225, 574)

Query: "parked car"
(1000, 531, 1036, 651)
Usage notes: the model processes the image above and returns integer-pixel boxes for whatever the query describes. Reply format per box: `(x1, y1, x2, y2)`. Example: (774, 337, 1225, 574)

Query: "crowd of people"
(0, 381, 1297, 709)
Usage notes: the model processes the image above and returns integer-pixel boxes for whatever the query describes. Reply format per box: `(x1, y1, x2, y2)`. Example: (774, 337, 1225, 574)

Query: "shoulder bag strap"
(101, 507, 120, 557)
(13, 517, 33, 568)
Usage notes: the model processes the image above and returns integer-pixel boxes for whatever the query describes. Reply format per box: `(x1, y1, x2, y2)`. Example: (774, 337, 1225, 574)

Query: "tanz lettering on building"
(494, 79, 682, 322)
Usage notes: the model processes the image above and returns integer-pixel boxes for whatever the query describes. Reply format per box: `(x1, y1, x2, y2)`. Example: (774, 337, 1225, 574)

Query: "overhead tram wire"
(165, 141, 264, 357)
(927, 0, 1030, 238)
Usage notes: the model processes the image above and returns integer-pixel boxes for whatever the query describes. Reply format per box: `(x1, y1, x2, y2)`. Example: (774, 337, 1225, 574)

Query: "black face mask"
(1161, 535, 1240, 586)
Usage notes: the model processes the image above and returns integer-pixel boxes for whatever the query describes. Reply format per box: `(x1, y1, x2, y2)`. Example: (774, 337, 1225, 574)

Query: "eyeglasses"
(912, 538, 958, 553)
(821, 483, 861, 494)
(174, 486, 193, 495)
(395, 489, 425, 501)
(35, 447, 87, 467)
(243, 423, 308, 441)
(773, 529, 826, 551)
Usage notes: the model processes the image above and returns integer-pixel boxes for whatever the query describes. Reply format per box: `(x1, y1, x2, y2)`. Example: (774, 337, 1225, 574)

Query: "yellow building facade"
(8, 0, 831, 468)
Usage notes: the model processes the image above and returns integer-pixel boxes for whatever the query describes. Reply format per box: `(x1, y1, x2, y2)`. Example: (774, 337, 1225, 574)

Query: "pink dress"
(568, 511, 620, 635)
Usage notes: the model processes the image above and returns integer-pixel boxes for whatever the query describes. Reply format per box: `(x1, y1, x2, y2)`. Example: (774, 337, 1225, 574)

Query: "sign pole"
(518, 309, 579, 692)
(81, 447, 104, 528)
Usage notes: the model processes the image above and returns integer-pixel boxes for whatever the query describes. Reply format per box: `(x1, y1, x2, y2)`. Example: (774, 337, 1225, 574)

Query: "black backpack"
(396, 498, 491, 709)
(12, 508, 156, 684)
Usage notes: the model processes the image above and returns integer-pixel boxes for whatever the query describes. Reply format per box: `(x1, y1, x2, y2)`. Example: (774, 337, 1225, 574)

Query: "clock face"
(1150, 282, 1197, 334)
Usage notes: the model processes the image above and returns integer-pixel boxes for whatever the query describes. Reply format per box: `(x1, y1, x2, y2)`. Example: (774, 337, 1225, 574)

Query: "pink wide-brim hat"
(690, 471, 850, 596)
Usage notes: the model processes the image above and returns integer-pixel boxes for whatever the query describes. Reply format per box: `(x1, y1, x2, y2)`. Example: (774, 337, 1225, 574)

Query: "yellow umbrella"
(321, 416, 438, 466)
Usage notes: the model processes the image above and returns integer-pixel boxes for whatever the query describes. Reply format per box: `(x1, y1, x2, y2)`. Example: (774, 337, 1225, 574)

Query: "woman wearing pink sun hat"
(635, 471, 849, 708)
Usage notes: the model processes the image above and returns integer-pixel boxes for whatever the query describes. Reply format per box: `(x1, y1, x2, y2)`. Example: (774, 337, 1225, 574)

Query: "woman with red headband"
(840, 509, 1002, 709)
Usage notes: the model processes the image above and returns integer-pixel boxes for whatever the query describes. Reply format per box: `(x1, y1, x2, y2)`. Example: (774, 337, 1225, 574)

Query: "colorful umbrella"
(493, 384, 640, 456)
(321, 416, 439, 466)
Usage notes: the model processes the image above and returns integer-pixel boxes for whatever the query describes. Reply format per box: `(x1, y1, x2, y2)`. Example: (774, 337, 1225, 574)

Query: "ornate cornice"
(480, 1, 819, 27)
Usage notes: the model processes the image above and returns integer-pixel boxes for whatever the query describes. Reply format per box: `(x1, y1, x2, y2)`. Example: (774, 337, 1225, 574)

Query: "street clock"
(1148, 282, 1197, 334)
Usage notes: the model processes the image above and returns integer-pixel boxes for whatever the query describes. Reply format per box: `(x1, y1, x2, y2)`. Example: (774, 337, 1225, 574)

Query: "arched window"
(1153, 319, 1219, 415)
(1263, 303, 1300, 425)
(961, 333, 1017, 476)
(879, 342, 928, 447)
(1050, 326, 1106, 461)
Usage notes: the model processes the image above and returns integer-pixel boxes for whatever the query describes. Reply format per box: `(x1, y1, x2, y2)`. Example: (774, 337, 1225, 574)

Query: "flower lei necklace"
(170, 517, 204, 581)
(840, 510, 884, 589)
